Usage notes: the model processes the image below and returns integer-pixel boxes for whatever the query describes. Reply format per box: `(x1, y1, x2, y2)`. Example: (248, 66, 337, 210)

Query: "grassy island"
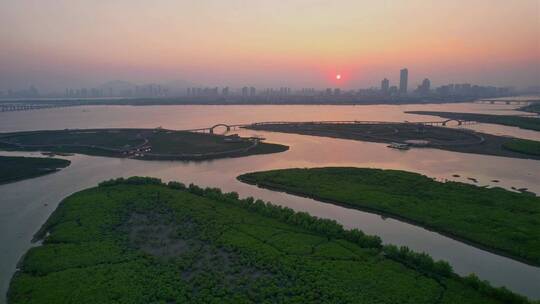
(406, 111, 540, 131)
(245, 122, 540, 160)
(0, 156, 70, 184)
(238, 167, 540, 267)
(9, 177, 532, 303)
(518, 103, 540, 115)
(503, 138, 540, 156)
(0, 128, 288, 161)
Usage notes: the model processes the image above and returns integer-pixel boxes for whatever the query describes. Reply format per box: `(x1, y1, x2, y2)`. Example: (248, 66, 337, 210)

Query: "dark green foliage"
(462, 274, 530, 304)
(503, 138, 540, 156)
(98, 176, 163, 187)
(238, 167, 540, 266)
(9, 178, 533, 303)
(167, 181, 186, 189)
(383, 245, 453, 278)
(0, 156, 70, 184)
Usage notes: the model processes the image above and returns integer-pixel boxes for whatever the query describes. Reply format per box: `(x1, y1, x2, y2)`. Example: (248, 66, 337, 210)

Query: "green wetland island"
(239, 167, 540, 267)
(0, 156, 70, 185)
(8, 177, 534, 304)
(406, 111, 540, 132)
(0, 128, 288, 161)
(246, 121, 540, 159)
(519, 103, 540, 115)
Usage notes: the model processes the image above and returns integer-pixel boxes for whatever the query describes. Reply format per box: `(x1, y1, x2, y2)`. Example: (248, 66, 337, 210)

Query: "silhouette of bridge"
(249, 120, 477, 127)
(0, 103, 75, 113)
(184, 124, 246, 134)
(476, 99, 535, 105)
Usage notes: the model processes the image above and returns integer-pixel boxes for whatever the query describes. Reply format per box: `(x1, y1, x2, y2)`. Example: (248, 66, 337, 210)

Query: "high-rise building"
(416, 78, 431, 94)
(422, 78, 430, 91)
(249, 87, 256, 96)
(381, 78, 389, 94)
(399, 68, 408, 94)
(222, 87, 229, 96)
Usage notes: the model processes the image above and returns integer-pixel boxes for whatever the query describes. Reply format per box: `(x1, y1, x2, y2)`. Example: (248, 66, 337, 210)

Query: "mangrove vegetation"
(0, 156, 70, 185)
(238, 167, 540, 266)
(8, 177, 533, 303)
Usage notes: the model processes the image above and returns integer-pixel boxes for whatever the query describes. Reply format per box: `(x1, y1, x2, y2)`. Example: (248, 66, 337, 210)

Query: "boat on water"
(387, 142, 410, 150)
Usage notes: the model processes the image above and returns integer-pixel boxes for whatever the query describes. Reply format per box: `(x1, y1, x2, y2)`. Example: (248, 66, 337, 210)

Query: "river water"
(1, 102, 539, 302)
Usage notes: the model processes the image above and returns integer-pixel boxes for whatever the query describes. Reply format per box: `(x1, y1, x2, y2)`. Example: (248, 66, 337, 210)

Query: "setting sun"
(336, 74, 342, 80)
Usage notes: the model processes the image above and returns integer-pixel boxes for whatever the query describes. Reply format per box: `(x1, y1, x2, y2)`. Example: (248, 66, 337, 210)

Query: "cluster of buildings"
(0, 86, 40, 98)
(378, 68, 514, 98)
(183, 68, 512, 99)
(1, 69, 520, 100)
(187, 86, 296, 97)
(380, 68, 428, 96)
(63, 84, 168, 98)
(435, 83, 511, 96)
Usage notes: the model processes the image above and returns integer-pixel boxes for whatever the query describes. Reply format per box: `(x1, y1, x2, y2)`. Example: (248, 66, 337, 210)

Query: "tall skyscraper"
(416, 78, 431, 94)
(421, 78, 430, 92)
(381, 78, 390, 94)
(399, 68, 408, 94)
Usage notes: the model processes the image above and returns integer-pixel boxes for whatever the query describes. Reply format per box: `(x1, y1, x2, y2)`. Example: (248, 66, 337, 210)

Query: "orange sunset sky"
(1, 0, 539, 91)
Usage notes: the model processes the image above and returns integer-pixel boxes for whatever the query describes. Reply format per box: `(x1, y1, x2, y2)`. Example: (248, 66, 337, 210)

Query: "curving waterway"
(1, 102, 539, 302)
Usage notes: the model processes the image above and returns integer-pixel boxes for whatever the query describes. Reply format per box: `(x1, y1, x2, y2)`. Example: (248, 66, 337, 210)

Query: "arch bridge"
(184, 123, 247, 134)
(421, 119, 476, 126)
(209, 124, 231, 134)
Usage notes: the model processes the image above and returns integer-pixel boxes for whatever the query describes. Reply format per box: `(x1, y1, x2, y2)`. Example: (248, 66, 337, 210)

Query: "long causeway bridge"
(185, 119, 478, 133)
(0, 103, 76, 113)
(476, 99, 536, 105)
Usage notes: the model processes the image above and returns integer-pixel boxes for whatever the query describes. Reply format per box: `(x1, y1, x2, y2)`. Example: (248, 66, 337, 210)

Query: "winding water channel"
(1, 102, 539, 302)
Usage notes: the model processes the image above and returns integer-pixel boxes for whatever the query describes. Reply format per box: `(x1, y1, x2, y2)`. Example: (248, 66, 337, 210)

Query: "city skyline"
(1, 1, 539, 92)
(0, 66, 524, 99)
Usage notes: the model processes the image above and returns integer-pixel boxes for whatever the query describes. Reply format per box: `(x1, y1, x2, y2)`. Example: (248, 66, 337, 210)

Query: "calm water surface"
(1, 103, 539, 302)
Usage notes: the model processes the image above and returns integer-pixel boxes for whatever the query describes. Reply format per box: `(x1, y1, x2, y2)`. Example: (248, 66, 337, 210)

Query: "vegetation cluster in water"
(239, 167, 540, 266)
(8, 177, 533, 303)
(0, 156, 70, 184)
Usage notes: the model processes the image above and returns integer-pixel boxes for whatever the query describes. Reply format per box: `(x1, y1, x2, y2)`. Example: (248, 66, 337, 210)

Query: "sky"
(1, 0, 539, 92)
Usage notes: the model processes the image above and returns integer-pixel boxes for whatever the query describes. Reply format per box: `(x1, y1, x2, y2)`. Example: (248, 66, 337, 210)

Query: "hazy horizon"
(1, 0, 539, 93)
